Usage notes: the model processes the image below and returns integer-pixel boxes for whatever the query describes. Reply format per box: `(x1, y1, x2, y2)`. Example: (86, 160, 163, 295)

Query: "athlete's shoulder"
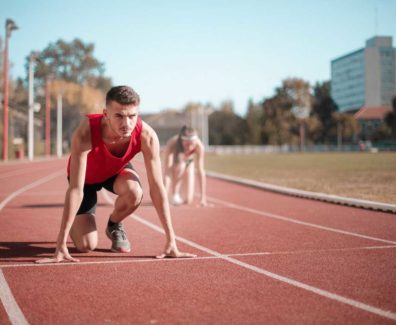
(71, 117, 92, 151)
(77, 117, 91, 137)
(169, 134, 178, 142)
(140, 121, 160, 150)
(140, 120, 157, 138)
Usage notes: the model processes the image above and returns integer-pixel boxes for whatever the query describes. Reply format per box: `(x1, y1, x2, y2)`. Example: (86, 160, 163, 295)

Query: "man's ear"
(103, 108, 108, 118)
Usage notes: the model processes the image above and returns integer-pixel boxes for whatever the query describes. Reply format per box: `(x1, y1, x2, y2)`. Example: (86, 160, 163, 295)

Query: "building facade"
(331, 36, 396, 113)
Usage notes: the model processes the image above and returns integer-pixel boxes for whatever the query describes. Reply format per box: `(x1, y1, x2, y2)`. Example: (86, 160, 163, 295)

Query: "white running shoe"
(172, 193, 183, 206)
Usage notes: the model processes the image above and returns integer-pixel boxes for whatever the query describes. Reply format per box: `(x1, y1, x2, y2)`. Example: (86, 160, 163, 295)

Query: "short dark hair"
(106, 86, 140, 106)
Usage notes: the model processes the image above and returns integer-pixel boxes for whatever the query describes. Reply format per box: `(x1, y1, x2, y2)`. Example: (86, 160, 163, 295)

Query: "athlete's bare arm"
(36, 119, 91, 263)
(162, 136, 177, 194)
(140, 122, 196, 258)
(195, 140, 207, 206)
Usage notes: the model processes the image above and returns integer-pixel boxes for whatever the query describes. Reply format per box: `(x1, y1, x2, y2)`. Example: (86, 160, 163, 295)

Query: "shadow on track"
(20, 203, 107, 209)
(19, 201, 153, 209)
(0, 241, 56, 261)
(0, 241, 156, 262)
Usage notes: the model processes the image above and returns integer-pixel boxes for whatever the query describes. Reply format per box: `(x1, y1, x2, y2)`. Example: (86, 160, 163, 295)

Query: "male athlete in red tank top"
(67, 114, 142, 184)
(37, 86, 196, 263)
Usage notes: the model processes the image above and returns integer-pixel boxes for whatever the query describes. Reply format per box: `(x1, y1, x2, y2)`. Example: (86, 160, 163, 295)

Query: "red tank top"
(67, 114, 143, 184)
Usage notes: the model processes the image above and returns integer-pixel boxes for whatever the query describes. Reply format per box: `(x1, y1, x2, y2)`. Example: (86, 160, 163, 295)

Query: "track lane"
(1, 158, 396, 324)
(236, 248, 396, 313)
(205, 176, 396, 241)
(102, 192, 396, 322)
(3, 257, 395, 325)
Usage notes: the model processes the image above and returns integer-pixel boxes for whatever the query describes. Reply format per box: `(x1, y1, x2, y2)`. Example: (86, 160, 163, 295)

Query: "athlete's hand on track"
(200, 199, 208, 207)
(197, 199, 214, 208)
(156, 241, 196, 259)
(35, 244, 80, 264)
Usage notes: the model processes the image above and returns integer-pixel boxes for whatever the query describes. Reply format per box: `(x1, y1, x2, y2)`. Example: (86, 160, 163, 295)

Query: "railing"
(207, 143, 396, 154)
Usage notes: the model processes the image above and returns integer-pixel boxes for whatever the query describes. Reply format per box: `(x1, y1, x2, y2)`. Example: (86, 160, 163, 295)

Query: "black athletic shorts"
(69, 162, 133, 215)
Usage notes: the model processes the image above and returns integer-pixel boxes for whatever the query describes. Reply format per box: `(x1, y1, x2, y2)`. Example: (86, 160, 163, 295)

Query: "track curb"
(206, 171, 396, 214)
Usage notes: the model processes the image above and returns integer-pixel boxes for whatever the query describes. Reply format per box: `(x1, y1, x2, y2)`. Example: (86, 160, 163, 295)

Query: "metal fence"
(207, 142, 396, 154)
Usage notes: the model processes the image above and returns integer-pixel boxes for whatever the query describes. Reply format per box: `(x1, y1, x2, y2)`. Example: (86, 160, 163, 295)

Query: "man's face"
(104, 101, 139, 138)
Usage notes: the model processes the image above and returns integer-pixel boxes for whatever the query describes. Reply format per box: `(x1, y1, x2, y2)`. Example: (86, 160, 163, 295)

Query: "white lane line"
(0, 270, 29, 325)
(0, 256, 220, 268)
(208, 196, 396, 245)
(18, 191, 65, 196)
(2, 244, 395, 269)
(228, 244, 396, 257)
(0, 171, 64, 212)
(0, 170, 63, 325)
(130, 214, 396, 321)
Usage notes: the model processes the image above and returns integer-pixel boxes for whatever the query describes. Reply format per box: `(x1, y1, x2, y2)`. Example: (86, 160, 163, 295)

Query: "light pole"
(28, 52, 41, 160)
(2, 18, 18, 161)
(200, 104, 213, 149)
(56, 91, 63, 158)
(45, 79, 51, 156)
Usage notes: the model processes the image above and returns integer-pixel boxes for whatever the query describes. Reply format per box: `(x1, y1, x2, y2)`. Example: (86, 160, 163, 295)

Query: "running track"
(0, 158, 395, 324)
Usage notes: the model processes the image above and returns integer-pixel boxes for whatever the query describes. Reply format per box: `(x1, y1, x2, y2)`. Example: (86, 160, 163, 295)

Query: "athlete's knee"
(74, 240, 97, 253)
(124, 185, 143, 210)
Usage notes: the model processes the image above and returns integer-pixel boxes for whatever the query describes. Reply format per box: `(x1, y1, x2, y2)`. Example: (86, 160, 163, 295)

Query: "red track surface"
(0, 158, 395, 324)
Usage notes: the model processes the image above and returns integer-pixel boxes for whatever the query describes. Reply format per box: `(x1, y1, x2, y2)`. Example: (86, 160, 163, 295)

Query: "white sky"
(1, 0, 396, 115)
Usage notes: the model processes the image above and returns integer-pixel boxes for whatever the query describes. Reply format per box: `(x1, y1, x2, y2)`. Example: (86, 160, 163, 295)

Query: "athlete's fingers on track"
(35, 257, 79, 264)
(35, 258, 60, 264)
(196, 203, 214, 208)
(155, 252, 197, 259)
(176, 252, 197, 258)
(65, 256, 80, 263)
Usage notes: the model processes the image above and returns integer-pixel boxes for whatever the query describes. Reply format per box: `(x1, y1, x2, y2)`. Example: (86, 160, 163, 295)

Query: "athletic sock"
(108, 216, 119, 228)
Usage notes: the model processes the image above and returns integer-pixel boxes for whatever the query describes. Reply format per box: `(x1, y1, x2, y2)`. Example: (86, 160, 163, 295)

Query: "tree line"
(207, 79, 396, 146)
(1, 37, 112, 156)
(2, 37, 396, 157)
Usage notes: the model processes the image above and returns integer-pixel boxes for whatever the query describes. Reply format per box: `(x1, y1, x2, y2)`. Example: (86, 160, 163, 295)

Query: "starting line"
(1, 244, 395, 269)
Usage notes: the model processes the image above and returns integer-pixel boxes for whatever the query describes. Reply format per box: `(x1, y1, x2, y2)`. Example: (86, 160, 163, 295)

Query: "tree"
(304, 115, 323, 144)
(245, 98, 263, 144)
(284, 78, 312, 119)
(384, 96, 396, 139)
(1, 36, 21, 158)
(261, 96, 294, 145)
(332, 112, 359, 144)
(209, 101, 247, 145)
(312, 81, 338, 143)
(260, 78, 312, 146)
(29, 38, 111, 91)
(48, 80, 106, 150)
(21, 38, 113, 153)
